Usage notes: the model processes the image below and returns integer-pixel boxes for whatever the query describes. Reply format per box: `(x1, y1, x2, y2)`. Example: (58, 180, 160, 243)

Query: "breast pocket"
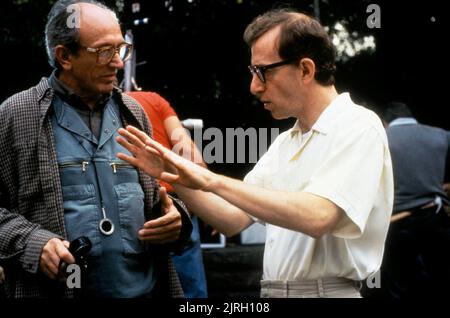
(114, 182, 146, 255)
(62, 184, 102, 256)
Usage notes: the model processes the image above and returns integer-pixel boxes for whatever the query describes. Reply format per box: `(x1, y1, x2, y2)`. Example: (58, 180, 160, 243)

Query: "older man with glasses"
(0, 0, 192, 298)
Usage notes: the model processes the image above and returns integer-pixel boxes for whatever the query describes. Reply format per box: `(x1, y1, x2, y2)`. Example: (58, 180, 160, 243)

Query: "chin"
(270, 111, 287, 120)
(98, 83, 115, 94)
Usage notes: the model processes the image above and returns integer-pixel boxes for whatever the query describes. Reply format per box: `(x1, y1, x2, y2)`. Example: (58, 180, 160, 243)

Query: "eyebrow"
(89, 39, 126, 48)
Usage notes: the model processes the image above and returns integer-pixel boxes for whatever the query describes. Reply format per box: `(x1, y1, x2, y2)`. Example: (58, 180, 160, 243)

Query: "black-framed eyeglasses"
(83, 42, 133, 65)
(248, 58, 297, 83)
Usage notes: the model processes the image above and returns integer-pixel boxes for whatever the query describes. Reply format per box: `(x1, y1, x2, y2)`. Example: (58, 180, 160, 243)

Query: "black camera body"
(69, 236, 92, 270)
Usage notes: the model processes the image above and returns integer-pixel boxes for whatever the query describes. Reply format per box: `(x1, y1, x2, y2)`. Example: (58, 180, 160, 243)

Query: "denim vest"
(51, 95, 156, 297)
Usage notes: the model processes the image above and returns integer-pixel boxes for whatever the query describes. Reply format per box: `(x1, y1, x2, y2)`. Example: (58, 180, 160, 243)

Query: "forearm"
(209, 174, 342, 238)
(0, 207, 59, 273)
(172, 185, 253, 237)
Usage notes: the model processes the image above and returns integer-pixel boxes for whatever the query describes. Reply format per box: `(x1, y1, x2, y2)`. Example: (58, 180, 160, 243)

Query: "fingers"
(116, 135, 140, 155)
(144, 145, 163, 157)
(58, 240, 76, 265)
(139, 226, 181, 243)
(62, 240, 70, 249)
(117, 127, 164, 162)
(118, 126, 166, 157)
(160, 171, 180, 184)
(39, 238, 75, 280)
(118, 126, 147, 149)
(116, 152, 141, 167)
(145, 140, 186, 173)
(159, 187, 173, 213)
(39, 239, 61, 279)
(145, 138, 168, 155)
(126, 125, 152, 145)
(116, 128, 148, 157)
(144, 138, 183, 169)
(118, 125, 180, 168)
(40, 255, 59, 280)
(117, 126, 182, 183)
(144, 210, 181, 229)
(139, 210, 182, 243)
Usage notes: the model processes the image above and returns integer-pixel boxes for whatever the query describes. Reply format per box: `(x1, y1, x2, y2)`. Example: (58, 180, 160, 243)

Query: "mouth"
(102, 74, 117, 80)
(261, 101, 271, 108)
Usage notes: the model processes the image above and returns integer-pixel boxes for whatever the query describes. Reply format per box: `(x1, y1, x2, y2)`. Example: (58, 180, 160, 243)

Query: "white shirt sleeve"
(243, 131, 290, 224)
(303, 126, 388, 239)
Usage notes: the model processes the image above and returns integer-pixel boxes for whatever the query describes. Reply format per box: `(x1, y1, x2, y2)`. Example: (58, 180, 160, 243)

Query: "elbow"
(307, 210, 339, 239)
(223, 229, 239, 238)
(222, 218, 252, 238)
(222, 225, 245, 238)
(308, 225, 328, 239)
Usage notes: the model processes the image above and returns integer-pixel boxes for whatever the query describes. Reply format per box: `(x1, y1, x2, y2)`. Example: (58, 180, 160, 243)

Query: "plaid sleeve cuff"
(169, 197, 193, 254)
(21, 229, 61, 274)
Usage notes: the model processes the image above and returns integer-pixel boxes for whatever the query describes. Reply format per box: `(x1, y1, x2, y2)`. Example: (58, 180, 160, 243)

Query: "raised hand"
(116, 126, 168, 179)
(117, 125, 216, 191)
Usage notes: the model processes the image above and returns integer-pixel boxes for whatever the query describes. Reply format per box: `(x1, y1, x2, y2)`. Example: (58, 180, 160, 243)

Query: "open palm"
(116, 127, 167, 180)
(116, 126, 214, 191)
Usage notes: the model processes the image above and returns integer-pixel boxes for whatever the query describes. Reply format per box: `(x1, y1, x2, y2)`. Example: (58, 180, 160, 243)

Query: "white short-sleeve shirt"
(244, 93, 394, 281)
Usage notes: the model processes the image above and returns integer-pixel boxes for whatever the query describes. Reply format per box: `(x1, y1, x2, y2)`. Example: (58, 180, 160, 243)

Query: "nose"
(250, 74, 265, 96)
(109, 52, 124, 69)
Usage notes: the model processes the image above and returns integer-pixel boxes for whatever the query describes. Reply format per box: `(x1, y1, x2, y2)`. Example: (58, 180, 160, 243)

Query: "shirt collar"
(388, 117, 418, 127)
(48, 70, 114, 111)
(290, 92, 352, 136)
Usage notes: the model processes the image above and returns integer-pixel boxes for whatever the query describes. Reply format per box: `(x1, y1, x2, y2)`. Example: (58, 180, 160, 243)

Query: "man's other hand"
(138, 187, 182, 244)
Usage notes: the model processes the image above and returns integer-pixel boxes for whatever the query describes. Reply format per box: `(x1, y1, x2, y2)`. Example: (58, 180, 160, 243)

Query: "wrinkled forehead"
(77, 3, 122, 46)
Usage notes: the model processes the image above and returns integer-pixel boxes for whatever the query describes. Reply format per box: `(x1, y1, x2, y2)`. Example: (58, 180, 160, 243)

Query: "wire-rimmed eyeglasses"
(83, 42, 133, 65)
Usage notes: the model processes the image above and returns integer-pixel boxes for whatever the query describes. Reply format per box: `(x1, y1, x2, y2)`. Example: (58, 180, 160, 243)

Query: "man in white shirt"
(116, 9, 394, 298)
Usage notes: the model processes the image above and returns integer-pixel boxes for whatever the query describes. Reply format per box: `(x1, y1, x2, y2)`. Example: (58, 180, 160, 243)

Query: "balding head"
(45, 0, 118, 69)
(78, 2, 118, 27)
(77, 2, 121, 47)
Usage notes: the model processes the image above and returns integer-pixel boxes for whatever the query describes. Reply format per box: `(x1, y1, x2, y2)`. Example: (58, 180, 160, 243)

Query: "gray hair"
(45, 0, 117, 69)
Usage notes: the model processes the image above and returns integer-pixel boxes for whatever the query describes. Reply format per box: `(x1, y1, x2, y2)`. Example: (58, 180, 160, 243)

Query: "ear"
(54, 45, 73, 71)
(298, 58, 316, 83)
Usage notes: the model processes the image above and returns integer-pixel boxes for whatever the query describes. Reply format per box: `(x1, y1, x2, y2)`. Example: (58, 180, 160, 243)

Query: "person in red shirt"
(126, 91, 208, 297)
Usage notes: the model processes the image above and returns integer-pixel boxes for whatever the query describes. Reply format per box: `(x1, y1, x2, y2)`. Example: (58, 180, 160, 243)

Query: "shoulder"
(1, 87, 35, 113)
(121, 93, 142, 110)
(118, 93, 153, 135)
(120, 93, 147, 121)
(126, 91, 169, 105)
(420, 123, 449, 135)
(339, 102, 387, 141)
(126, 91, 171, 112)
(0, 78, 48, 122)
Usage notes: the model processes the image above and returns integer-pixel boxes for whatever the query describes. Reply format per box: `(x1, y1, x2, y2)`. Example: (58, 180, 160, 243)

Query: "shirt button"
(84, 132, 90, 137)
(112, 120, 117, 125)
(104, 129, 110, 134)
